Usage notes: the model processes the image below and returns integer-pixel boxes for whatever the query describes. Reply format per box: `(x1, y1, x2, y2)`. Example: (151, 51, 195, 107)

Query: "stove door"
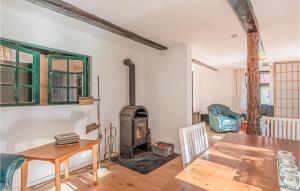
(133, 117, 148, 147)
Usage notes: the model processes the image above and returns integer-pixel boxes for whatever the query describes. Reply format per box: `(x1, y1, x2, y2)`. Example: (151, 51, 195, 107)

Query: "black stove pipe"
(124, 59, 135, 106)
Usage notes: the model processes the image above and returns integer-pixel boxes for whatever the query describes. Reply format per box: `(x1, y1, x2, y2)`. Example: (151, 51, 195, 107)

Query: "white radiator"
(179, 122, 208, 167)
(260, 116, 300, 141)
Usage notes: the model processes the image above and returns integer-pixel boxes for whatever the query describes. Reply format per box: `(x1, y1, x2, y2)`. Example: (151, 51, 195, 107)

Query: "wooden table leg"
(65, 160, 69, 181)
(55, 160, 61, 191)
(21, 159, 28, 191)
(92, 145, 98, 183)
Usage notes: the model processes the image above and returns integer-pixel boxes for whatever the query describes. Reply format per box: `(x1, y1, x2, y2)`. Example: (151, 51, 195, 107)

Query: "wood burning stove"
(120, 59, 151, 158)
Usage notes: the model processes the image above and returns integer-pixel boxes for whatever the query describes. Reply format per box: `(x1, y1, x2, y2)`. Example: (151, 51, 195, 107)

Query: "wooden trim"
(25, 0, 167, 50)
(274, 61, 300, 64)
(192, 59, 218, 71)
(21, 159, 28, 191)
(273, 61, 300, 118)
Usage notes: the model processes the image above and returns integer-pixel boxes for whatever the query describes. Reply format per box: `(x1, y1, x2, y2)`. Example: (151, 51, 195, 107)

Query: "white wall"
(144, 45, 192, 153)
(193, 65, 235, 113)
(0, 3, 146, 189)
(0, 1, 193, 189)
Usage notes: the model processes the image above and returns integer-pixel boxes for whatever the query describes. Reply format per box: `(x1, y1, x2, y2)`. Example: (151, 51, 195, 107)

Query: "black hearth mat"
(118, 152, 179, 174)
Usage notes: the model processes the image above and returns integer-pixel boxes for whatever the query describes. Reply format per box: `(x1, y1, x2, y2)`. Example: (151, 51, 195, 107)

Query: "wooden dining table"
(163, 133, 300, 191)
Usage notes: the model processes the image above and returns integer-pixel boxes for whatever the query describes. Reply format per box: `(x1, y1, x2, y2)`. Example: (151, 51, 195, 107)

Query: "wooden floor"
(29, 157, 183, 191)
(29, 126, 239, 191)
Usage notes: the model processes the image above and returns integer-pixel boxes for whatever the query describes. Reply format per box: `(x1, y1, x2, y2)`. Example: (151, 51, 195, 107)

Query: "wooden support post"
(246, 32, 260, 135)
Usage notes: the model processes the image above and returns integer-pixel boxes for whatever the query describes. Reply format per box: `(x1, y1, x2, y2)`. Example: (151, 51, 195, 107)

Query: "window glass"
(19, 69, 32, 85)
(69, 73, 83, 87)
(52, 73, 67, 87)
(52, 58, 68, 87)
(260, 86, 271, 104)
(260, 72, 271, 105)
(69, 60, 83, 73)
(52, 88, 68, 102)
(0, 39, 90, 106)
(19, 51, 33, 68)
(69, 88, 83, 102)
(19, 86, 33, 103)
(0, 46, 16, 65)
(0, 42, 38, 106)
(0, 66, 16, 84)
(0, 86, 15, 104)
(49, 55, 88, 104)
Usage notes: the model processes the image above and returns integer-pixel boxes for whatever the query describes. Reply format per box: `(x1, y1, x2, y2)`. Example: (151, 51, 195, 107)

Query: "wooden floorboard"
(29, 156, 183, 191)
(28, 125, 242, 191)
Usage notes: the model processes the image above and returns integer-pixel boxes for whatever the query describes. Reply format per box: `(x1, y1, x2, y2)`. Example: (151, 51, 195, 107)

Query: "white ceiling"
(64, 0, 299, 68)
(252, 0, 300, 62)
(64, 0, 248, 68)
(4, 0, 300, 68)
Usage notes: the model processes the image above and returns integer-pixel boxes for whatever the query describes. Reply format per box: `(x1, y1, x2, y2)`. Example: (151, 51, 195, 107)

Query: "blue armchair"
(0, 153, 25, 191)
(242, 104, 274, 120)
(207, 104, 241, 133)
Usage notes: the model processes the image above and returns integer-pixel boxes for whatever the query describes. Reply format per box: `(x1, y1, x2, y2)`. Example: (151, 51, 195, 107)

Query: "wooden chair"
(179, 122, 208, 167)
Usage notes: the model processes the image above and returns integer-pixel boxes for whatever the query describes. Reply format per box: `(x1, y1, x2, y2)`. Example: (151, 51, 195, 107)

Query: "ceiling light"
(231, 34, 238, 38)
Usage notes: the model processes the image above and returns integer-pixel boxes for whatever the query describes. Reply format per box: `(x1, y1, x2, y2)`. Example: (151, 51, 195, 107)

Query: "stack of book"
(55, 133, 80, 145)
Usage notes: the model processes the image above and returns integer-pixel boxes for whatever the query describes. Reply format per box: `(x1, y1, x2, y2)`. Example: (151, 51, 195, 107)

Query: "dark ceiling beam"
(228, 0, 258, 33)
(192, 59, 218, 71)
(228, 0, 266, 55)
(25, 0, 167, 50)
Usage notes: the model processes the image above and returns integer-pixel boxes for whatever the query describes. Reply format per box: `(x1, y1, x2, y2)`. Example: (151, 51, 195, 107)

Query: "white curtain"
(269, 66, 274, 105)
(233, 69, 247, 114)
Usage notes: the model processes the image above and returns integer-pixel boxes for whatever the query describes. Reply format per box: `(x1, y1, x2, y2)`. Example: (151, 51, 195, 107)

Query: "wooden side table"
(192, 111, 201, 125)
(18, 139, 101, 191)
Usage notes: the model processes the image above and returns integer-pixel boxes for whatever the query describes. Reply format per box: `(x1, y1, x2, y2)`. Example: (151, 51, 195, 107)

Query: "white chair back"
(179, 122, 208, 167)
(260, 116, 300, 141)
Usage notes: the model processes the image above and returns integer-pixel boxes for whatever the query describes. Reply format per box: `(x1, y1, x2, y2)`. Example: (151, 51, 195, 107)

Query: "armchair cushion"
(0, 153, 25, 191)
(208, 104, 230, 115)
(221, 116, 238, 126)
(228, 110, 241, 120)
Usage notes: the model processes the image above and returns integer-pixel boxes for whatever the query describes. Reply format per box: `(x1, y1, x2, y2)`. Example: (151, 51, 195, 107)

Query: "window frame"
(0, 40, 40, 106)
(48, 54, 90, 104)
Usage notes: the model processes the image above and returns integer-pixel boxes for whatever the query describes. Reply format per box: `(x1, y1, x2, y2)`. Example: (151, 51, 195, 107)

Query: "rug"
(118, 152, 179, 174)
